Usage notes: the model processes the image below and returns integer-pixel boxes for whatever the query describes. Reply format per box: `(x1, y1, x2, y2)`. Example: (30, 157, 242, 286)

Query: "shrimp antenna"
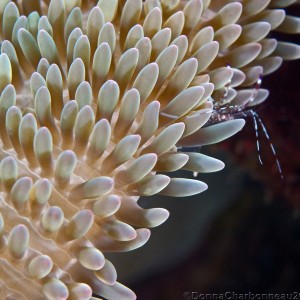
(251, 111, 284, 180)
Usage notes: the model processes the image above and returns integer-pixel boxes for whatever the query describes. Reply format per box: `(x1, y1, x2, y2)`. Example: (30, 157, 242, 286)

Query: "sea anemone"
(0, 0, 299, 299)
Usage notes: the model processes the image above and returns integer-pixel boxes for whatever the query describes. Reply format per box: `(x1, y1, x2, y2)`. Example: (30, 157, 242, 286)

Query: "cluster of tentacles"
(0, 0, 299, 299)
